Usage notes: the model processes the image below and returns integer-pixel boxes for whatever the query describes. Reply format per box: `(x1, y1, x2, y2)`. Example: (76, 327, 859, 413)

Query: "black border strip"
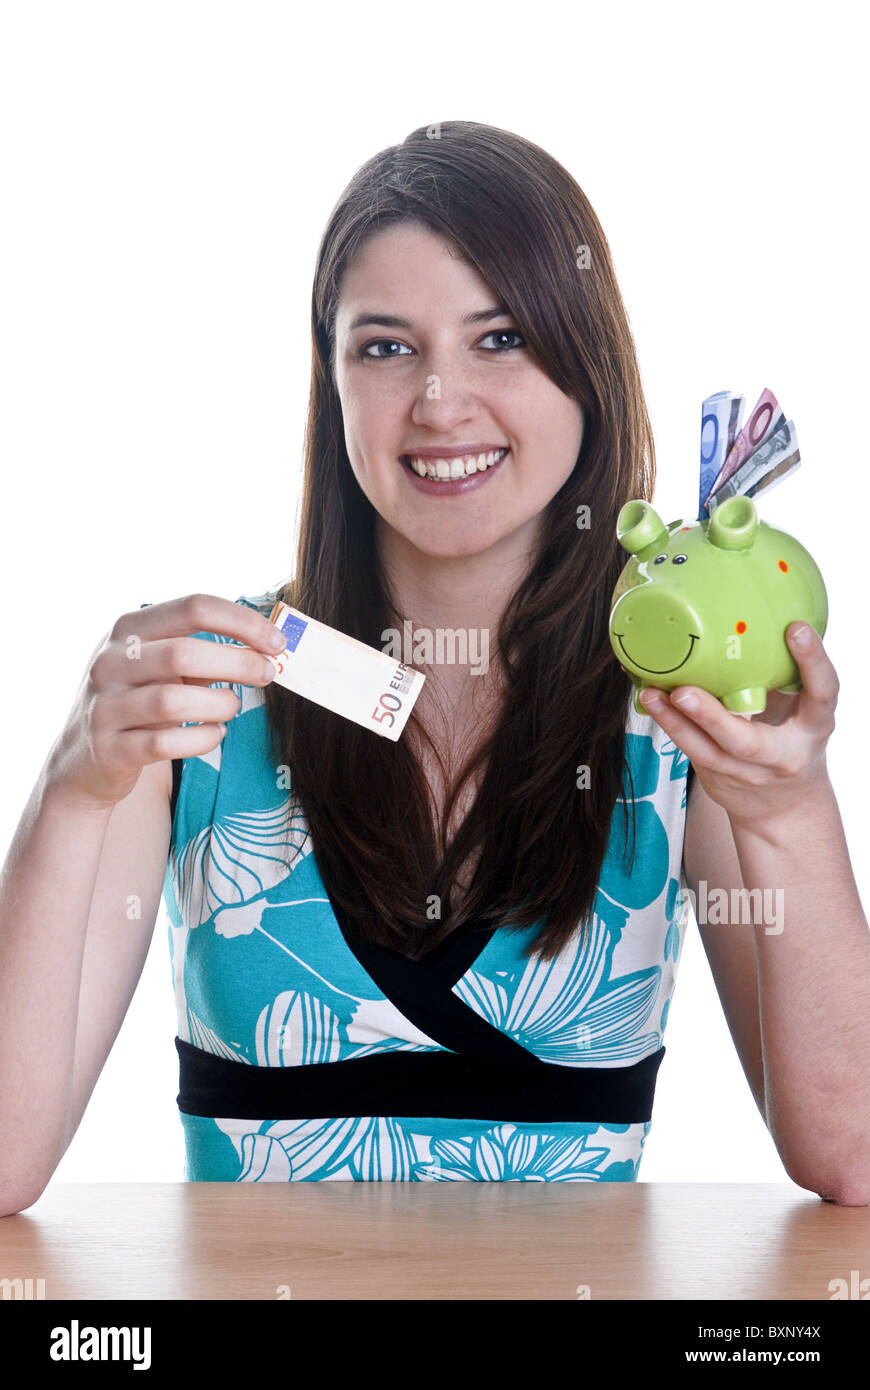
(175, 1036, 666, 1123)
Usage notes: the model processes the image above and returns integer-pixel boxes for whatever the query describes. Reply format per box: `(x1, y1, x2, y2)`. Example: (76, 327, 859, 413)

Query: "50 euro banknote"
(266, 599, 425, 741)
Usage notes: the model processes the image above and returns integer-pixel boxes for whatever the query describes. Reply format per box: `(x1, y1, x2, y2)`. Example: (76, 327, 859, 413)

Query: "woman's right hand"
(44, 594, 286, 811)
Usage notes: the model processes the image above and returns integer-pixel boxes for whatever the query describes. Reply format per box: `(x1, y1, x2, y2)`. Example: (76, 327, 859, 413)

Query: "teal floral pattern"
(162, 590, 690, 1182)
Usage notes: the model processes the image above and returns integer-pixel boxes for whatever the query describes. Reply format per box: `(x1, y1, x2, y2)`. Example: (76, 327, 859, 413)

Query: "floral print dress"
(162, 590, 693, 1182)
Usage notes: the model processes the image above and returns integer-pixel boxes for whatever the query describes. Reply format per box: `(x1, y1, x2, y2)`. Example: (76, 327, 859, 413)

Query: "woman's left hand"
(639, 622, 838, 834)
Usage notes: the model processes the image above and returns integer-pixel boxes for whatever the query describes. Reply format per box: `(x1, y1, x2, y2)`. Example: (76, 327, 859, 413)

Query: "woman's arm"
(683, 769, 870, 1204)
(644, 621, 870, 1205)
(682, 775, 765, 1120)
(727, 775, 870, 1205)
(0, 757, 171, 1215)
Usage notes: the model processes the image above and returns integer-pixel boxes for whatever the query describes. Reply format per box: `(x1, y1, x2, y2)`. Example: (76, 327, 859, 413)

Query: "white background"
(1, 0, 866, 1189)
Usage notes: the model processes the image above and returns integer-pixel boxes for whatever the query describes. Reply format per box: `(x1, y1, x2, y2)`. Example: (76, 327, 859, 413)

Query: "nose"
(409, 357, 483, 427)
(613, 588, 699, 673)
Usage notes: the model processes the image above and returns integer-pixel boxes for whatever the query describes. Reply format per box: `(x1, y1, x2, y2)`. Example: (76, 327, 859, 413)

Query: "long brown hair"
(264, 120, 655, 962)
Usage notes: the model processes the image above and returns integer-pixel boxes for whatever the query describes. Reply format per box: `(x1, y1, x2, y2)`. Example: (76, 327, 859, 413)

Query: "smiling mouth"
(616, 632, 699, 673)
(400, 447, 509, 480)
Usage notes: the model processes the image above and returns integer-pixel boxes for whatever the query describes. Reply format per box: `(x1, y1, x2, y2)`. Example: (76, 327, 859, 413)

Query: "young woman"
(2, 122, 867, 1202)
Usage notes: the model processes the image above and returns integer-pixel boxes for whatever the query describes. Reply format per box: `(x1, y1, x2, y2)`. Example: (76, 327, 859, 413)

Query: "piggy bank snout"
(612, 588, 700, 676)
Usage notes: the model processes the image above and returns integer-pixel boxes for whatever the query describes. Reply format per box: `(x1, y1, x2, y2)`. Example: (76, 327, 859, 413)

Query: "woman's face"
(333, 222, 584, 561)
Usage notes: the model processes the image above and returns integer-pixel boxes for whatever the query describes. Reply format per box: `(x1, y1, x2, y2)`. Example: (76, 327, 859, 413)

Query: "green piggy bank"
(609, 494, 828, 716)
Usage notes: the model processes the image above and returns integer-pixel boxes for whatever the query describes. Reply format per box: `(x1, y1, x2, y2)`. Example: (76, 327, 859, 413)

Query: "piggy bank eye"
(672, 554, 688, 564)
(653, 554, 668, 564)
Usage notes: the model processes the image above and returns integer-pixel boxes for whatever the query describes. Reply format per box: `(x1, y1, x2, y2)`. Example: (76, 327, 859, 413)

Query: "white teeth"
(406, 448, 507, 481)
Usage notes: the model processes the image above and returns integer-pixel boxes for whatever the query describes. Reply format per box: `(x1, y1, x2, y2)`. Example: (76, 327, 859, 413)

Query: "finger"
(96, 682, 242, 733)
(104, 722, 228, 769)
(640, 686, 768, 775)
(785, 623, 839, 734)
(121, 593, 286, 655)
(110, 636, 277, 691)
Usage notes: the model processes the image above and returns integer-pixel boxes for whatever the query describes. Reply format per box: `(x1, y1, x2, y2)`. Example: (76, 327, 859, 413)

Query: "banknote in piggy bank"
(609, 494, 828, 715)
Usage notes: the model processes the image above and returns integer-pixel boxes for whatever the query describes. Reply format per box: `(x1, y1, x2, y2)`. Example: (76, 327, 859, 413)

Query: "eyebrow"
(347, 305, 512, 331)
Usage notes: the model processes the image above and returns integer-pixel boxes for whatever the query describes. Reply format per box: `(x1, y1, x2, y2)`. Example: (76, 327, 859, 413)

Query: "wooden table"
(2, 1182, 868, 1300)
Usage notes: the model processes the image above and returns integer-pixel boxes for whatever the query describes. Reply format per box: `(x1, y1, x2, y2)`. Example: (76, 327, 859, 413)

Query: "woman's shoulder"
(232, 582, 288, 620)
(624, 685, 664, 746)
(622, 683, 693, 801)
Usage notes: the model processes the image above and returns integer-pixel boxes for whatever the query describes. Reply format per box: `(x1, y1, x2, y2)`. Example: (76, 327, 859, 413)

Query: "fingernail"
(271, 628, 287, 650)
(671, 691, 698, 710)
(641, 689, 664, 708)
(791, 624, 811, 647)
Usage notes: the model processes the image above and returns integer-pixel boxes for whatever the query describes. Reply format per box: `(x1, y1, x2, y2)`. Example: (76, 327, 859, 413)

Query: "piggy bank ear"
(616, 500, 668, 555)
(708, 495, 758, 551)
